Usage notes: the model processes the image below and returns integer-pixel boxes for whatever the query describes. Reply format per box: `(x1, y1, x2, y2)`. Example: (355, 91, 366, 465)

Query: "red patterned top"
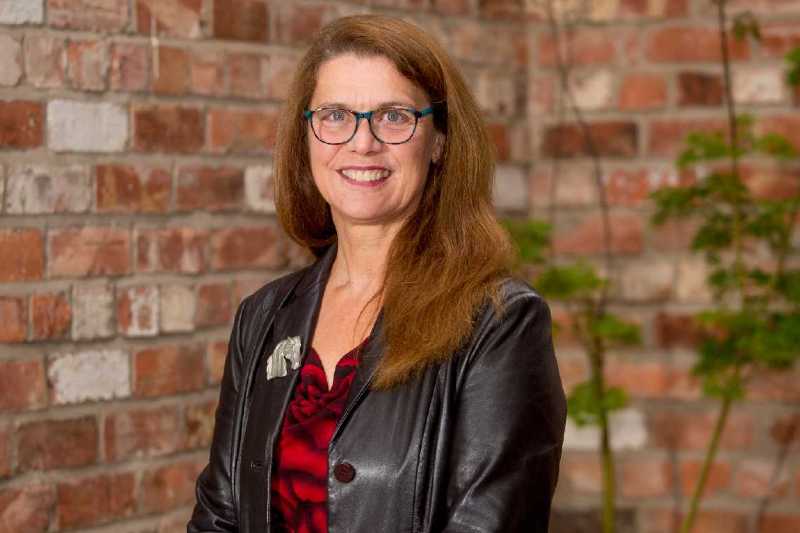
(270, 340, 364, 532)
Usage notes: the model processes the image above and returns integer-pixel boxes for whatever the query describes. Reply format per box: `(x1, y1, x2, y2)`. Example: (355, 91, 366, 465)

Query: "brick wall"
(0, 0, 798, 532)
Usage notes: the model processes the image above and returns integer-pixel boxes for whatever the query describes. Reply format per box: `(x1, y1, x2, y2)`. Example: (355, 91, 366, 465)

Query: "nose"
(347, 116, 382, 154)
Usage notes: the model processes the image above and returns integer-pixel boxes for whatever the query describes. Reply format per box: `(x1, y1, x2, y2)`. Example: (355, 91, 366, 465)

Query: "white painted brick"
(618, 258, 675, 301)
(571, 70, 614, 110)
(0, 34, 22, 86)
(493, 164, 527, 211)
(118, 286, 159, 337)
(475, 71, 516, 116)
(675, 256, 712, 304)
(564, 407, 647, 451)
(160, 284, 195, 333)
(47, 99, 128, 153)
(0, 0, 44, 24)
(5, 165, 91, 214)
(244, 165, 275, 213)
(733, 66, 786, 104)
(72, 283, 115, 340)
(48, 349, 130, 404)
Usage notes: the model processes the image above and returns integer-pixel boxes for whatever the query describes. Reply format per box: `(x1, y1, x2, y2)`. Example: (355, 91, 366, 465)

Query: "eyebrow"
(310, 100, 420, 110)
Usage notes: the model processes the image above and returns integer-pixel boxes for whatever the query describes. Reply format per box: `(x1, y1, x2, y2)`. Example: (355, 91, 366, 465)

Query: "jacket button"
(333, 462, 356, 483)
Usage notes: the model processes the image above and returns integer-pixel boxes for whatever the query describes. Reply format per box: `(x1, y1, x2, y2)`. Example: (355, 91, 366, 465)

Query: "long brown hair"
(274, 14, 515, 389)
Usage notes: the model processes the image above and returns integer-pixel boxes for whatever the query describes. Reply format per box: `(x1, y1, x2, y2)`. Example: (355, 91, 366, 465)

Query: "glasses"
(303, 105, 434, 145)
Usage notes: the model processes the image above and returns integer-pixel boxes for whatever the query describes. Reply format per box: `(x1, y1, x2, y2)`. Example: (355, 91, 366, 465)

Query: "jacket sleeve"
(441, 293, 567, 533)
(188, 299, 250, 532)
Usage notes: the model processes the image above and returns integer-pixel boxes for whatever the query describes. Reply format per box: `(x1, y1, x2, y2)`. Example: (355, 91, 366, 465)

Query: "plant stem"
(679, 391, 734, 533)
(590, 338, 616, 533)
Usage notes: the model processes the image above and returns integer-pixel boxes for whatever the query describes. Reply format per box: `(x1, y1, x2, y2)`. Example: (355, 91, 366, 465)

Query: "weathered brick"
(5, 165, 91, 214)
(0, 485, 54, 533)
(133, 344, 205, 397)
(0, 0, 44, 24)
(542, 121, 638, 158)
(492, 165, 526, 211)
(185, 399, 216, 449)
(56, 472, 135, 529)
(0, 359, 46, 411)
(617, 258, 674, 301)
(133, 105, 204, 153)
(620, 456, 673, 497)
(561, 454, 603, 493)
(769, 413, 800, 446)
(96, 164, 171, 213)
(244, 165, 275, 212)
(47, 99, 127, 152)
(176, 165, 244, 211)
(0, 229, 45, 282)
(646, 26, 750, 63)
(117, 286, 159, 337)
(487, 122, 511, 161)
(190, 49, 226, 96)
(570, 70, 614, 110)
(759, 514, 800, 533)
(761, 21, 800, 58)
(604, 356, 673, 398)
(49, 227, 130, 278)
(0, 100, 44, 149)
(31, 291, 71, 340)
(47, 0, 128, 32)
(654, 311, 703, 349)
(136, 228, 208, 274)
(23, 34, 66, 88)
(264, 51, 298, 100)
(757, 115, 800, 155)
(213, 0, 268, 42)
(71, 283, 115, 340)
(680, 459, 731, 497)
(135, 0, 202, 39)
(553, 212, 644, 256)
(139, 461, 203, 513)
(648, 409, 754, 450)
(732, 458, 791, 498)
(0, 423, 9, 478)
(674, 256, 713, 304)
(153, 46, 191, 95)
(678, 71, 724, 107)
(17, 417, 98, 471)
(647, 118, 727, 157)
(619, 72, 667, 110)
(196, 283, 233, 327)
(733, 66, 786, 104)
(207, 107, 278, 154)
(210, 225, 286, 271)
(229, 52, 266, 99)
(160, 284, 196, 333)
(104, 405, 182, 461)
(0, 295, 27, 343)
(0, 34, 23, 86)
(207, 340, 227, 385)
(448, 20, 526, 68)
(65, 39, 108, 91)
(748, 366, 800, 402)
(641, 509, 748, 533)
(538, 28, 616, 67)
(110, 42, 149, 91)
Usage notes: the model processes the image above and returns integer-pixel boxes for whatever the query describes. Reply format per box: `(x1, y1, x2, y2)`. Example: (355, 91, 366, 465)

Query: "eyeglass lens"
(310, 108, 418, 144)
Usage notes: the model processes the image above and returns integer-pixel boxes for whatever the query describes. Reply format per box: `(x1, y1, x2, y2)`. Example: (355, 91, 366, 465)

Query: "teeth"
(341, 169, 390, 182)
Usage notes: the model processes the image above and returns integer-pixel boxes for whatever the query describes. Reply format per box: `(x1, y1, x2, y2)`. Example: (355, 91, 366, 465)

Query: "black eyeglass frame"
(303, 105, 435, 145)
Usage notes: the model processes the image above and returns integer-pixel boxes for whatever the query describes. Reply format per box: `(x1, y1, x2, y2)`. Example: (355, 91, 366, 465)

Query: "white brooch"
(265, 336, 303, 381)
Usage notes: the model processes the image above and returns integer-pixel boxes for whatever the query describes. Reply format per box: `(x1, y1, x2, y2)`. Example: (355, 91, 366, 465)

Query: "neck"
(329, 221, 400, 297)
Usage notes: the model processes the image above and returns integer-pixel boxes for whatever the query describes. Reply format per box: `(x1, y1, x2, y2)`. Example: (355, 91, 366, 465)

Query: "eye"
(376, 108, 413, 125)
(319, 109, 348, 122)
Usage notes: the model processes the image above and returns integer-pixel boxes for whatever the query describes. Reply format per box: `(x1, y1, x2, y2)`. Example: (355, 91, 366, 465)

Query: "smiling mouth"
(339, 169, 391, 182)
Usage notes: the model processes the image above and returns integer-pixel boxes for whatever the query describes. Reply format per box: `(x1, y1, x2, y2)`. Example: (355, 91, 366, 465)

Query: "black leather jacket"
(188, 242, 566, 533)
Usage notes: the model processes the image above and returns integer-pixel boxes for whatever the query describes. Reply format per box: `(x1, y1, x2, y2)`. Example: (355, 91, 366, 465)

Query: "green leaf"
(786, 46, 800, 87)
(567, 381, 629, 427)
(590, 313, 641, 346)
(677, 131, 732, 168)
(754, 132, 798, 160)
(502, 219, 551, 264)
(732, 12, 761, 42)
(777, 270, 800, 305)
(650, 185, 704, 225)
(536, 262, 604, 300)
(691, 210, 733, 252)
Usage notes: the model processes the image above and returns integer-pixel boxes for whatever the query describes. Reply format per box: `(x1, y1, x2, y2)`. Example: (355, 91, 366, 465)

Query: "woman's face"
(307, 53, 443, 231)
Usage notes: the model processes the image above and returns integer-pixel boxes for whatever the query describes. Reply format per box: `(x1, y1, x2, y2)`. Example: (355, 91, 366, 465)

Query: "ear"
(432, 132, 445, 164)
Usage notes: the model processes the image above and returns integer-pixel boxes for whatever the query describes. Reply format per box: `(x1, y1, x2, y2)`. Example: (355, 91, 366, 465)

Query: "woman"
(189, 14, 566, 533)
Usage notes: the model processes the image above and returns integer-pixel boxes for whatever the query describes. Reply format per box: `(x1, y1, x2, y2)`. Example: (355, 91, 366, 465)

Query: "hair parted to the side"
(273, 14, 516, 390)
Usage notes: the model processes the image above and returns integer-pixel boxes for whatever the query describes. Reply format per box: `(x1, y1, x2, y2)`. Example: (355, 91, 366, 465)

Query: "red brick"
(117, 286, 159, 337)
(47, 0, 129, 32)
(0, 295, 27, 343)
(23, 34, 67, 89)
(654, 311, 703, 349)
(0, 359, 46, 411)
(176, 166, 244, 211)
(604, 358, 671, 398)
(207, 340, 228, 385)
(56, 472, 135, 529)
(185, 399, 217, 449)
(620, 0, 688, 17)
(733, 459, 791, 498)
(139, 461, 203, 513)
(65, 40, 108, 91)
(641, 509, 748, 533)
(133, 105, 204, 153)
(478, 0, 521, 18)
(748, 367, 800, 402)
(761, 22, 800, 58)
(213, 0, 268, 42)
(433, 0, 472, 16)
(196, 283, 233, 327)
(757, 115, 800, 156)
(0, 424, 9, 478)
(190, 49, 226, 96)
(96, 164, 171, 213)
(210, 226, 286, 271)
(265, 52, 299, 100)
(135, 0, 203, 39)
(553, 212, 643, 256)
(679, 459, 731, 497)
(619, 73, 667, 110)
(678, 71, 724, 106)
(0, 485, 55, 533)
(603, 167, 653, 207)
(110, 42, 149, 91)
(17, 417, 97, 471)
(0, 100, 44, 149)
(274, 2, 338, 45)
(136, 227, 208, 274)
(104, 406, 182, 461)
(538, 29, 616, 67)
(759, 514, 800, 533)
(647, 118, 727, 157)
(133, 344, 205, 397)
(207, 107, 278, 154)
(646, 26, 750, 63)
(648, 410, 754, 451)
(542, 121, 638, 158)
(0, 229, 44, 282)
(769, 413, 800, 446)
(486, 122, 511, 161)
(48, 227, 130, 278)
(561, 454, 603, 494)
(153, 46, 191, 95)
(30, 292, 71, 341)
(229, 52, 265, 99)
(620, 456, 673, 497)
(741, 163, 800, 200)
